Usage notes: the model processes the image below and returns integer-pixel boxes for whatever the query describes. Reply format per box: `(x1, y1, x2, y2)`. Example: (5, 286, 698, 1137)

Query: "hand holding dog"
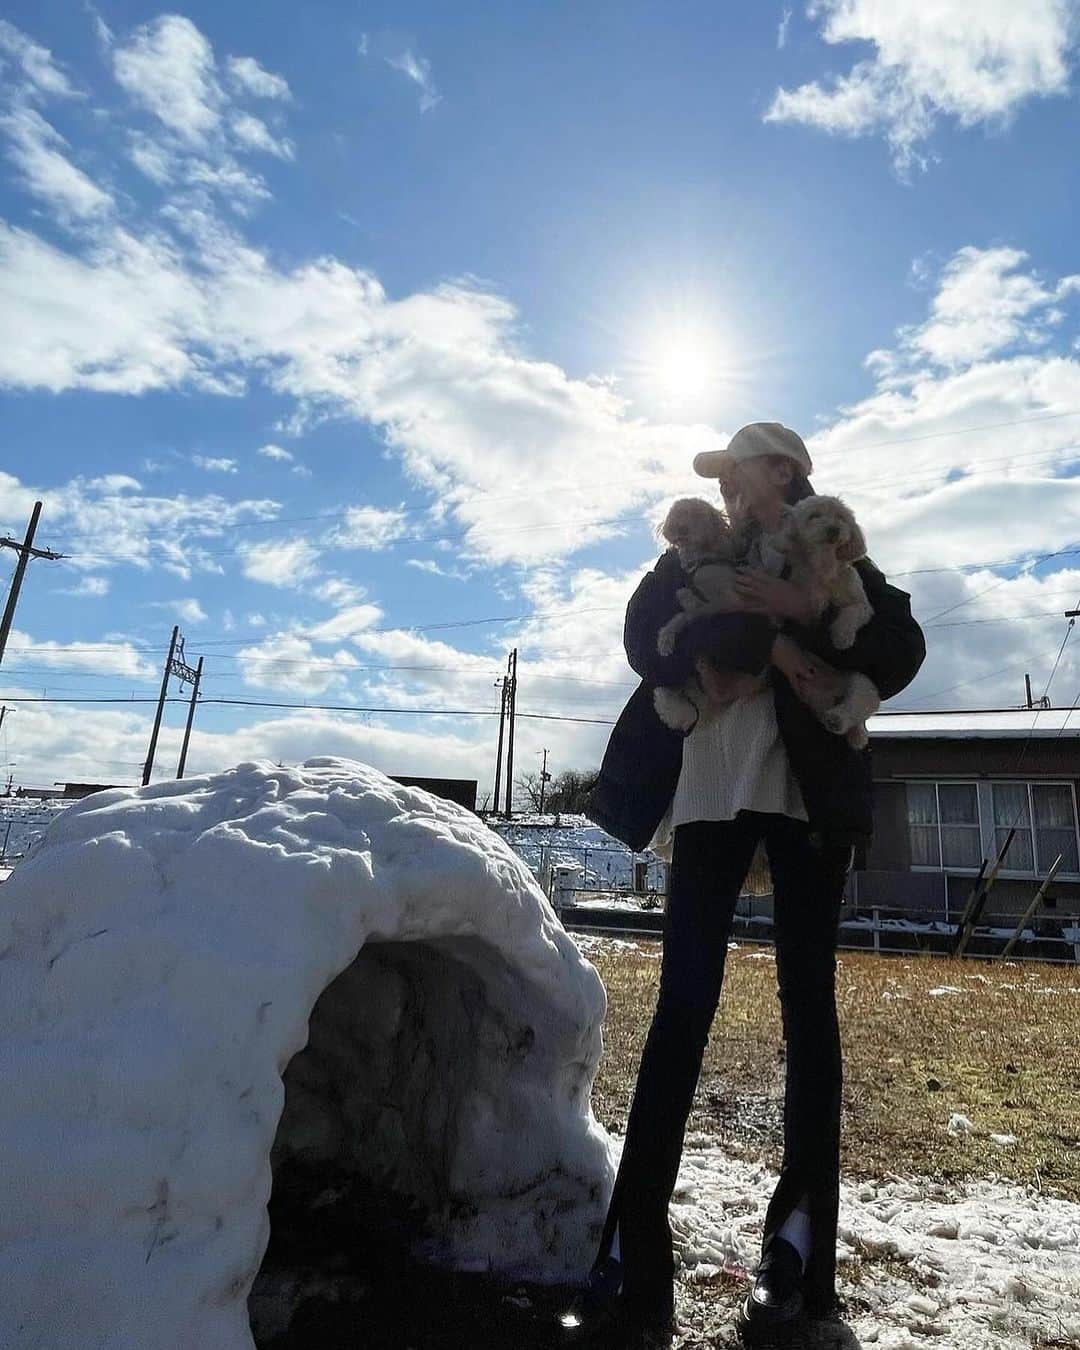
(733, 569, 816, 623)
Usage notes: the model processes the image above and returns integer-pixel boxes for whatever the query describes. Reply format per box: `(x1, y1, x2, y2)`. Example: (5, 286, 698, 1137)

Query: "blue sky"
(3, 1, 1080, 793)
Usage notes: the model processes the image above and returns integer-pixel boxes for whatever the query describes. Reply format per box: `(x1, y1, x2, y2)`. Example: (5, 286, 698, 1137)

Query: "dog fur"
(771, 495, 880, 747)
(652, 497, 741, 732)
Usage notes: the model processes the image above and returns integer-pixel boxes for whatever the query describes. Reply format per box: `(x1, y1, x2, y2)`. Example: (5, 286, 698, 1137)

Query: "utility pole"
(0, 706, 10, 735)
(0, 503, 65, 669)
(143, 629, 202, 786)
(176, 656, 203, 779)
(1025, 673, 1033, 709)
(503, 647, 518, 818)
(144, 627, 178, 786)
(492, 666, 509, 814)
(538, 747, 551, 814)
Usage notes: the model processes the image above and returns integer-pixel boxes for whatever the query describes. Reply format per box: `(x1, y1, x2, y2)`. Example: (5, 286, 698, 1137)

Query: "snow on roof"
(869, 709, 1080, 739)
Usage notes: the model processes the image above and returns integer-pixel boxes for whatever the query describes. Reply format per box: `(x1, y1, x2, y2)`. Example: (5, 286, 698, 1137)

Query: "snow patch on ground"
(666, 1139, 1080, 1348)
(0, 759, 614, 1350)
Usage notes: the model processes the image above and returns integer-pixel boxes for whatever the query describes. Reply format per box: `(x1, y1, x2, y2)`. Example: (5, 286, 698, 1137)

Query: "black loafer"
(735, 1237, 805, 1343)
(558, 1259, 676, 1347)
(557, 1255, 624, 1341)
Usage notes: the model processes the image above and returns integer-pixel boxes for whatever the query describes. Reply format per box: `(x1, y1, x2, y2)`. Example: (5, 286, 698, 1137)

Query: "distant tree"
(515, 771, 545, 812)
(513, 767, 597, 814)
(546, 768, 596, 814)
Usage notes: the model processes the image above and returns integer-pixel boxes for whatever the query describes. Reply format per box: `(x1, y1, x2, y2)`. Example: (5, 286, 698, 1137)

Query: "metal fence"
(553, 884, 1080, 964)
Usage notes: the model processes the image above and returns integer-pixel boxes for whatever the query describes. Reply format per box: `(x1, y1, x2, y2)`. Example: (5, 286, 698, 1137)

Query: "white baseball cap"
(693, 422, 813, 479)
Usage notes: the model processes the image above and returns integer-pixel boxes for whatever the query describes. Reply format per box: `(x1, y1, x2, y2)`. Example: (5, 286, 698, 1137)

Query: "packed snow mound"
(0, 758, 614, 1350)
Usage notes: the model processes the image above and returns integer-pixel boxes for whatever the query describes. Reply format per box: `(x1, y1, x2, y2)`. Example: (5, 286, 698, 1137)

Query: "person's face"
(720, 456, 793, 520)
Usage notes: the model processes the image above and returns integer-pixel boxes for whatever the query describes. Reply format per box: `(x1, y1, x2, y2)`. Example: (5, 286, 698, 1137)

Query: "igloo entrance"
(250, 935, 541, 1341)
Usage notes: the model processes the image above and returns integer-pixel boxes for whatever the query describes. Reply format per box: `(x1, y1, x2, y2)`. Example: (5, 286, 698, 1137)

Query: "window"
(908, 780, 1080, 875)
(992, 781, 1080, 875)
(906, 782, 981, 870)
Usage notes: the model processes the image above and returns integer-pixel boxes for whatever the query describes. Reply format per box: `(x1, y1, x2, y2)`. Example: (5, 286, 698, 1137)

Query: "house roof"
(869, 709, 1080, 739)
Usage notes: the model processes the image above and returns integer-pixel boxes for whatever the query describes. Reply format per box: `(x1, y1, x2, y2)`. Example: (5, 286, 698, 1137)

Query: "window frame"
(990, 779, 1080, 879)
(906, 780, 982, 875)
(904, 778, 1080, 880)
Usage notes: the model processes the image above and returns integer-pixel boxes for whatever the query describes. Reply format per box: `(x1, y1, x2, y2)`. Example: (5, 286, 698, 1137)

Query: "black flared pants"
(596, 812, 851, 1316)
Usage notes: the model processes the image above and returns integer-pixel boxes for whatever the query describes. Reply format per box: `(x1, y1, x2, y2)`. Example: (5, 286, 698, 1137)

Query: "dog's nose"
(826, 527, 840, 542)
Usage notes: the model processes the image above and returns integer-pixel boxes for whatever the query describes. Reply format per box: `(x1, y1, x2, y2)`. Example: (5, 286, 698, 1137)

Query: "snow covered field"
(667, 1137, 1080, 1349)
(0, 795, 69, 861)
(490, 812, 668, 892)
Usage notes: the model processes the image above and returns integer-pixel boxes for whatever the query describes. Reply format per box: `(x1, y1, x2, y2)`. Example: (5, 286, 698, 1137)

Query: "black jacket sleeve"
(623, 550, 776, 685)
(787, 559, 926, 701)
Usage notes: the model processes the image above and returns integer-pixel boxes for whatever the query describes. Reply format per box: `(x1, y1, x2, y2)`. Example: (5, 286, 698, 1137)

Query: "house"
(862, 710, 1080, 934)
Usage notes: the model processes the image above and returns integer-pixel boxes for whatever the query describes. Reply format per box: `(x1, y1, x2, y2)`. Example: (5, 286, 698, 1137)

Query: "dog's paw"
(674, 587, 697, 610)
(822, 706, 854, 735)
(653, 687, 698, 732)
(656, 628, 676, 657)
(847, 724, 870, 749)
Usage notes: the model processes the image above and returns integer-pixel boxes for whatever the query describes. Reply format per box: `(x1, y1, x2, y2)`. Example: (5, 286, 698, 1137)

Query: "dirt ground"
(588, 940, 1080, 1203)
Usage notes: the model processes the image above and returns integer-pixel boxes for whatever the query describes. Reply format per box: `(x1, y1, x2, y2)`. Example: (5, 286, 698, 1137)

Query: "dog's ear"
(836, 517, 867, 562)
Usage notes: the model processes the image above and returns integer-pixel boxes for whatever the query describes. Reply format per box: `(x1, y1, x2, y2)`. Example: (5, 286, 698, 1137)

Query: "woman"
(572, 422, 925, 1346)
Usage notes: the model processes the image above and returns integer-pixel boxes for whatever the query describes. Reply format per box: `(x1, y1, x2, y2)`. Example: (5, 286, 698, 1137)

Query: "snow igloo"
(0, 758, 614, 1349)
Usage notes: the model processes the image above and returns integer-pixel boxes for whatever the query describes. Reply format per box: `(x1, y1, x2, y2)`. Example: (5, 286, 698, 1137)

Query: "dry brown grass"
(586, 939, 1080, 1201)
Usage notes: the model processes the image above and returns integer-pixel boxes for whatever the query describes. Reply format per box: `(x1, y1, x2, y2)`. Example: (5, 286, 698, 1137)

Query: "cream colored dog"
(652, 497, 741, 731)
(772, 495, 880, 747)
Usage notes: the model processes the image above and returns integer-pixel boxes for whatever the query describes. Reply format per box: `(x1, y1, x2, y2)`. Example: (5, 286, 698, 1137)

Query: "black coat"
(586, 549, 926, 851)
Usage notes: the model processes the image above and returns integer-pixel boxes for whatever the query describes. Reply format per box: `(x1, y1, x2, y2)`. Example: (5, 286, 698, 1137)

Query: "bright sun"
(655, 342, 713, 404)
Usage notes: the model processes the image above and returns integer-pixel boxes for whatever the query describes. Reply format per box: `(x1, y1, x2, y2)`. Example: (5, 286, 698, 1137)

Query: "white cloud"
(152, 597, 208, 624)
(128, 133, 174, 185)
(1, 106, 112, 221)
(405, 558, 470, 581)
(311, 578, 372, 609)
(0, 223, 210, 394)
(111, 16, 293, 211)
(386, 49, 441, 112)
(239, 537, 320, 587)
(306, 603, 383, 642)
(3, 628, 155, 678)
(766, 0, 1076, 172)
(871, 247, 1080, 375)
(0, 19, 79, 99)
(192, 454, 237, 473)
(228, 111, 293, 160)
(236, 633, 357, 695)
(778, 6, 793, 49)
(326, 505, 409, 550)
(0, 204, 715, 565)
(257, 443, 293, 462)
(0, 466, 278, 579)
(113, 15, 221, 145)
(57, 574, 109, 598)
(225, 55, 291, 101)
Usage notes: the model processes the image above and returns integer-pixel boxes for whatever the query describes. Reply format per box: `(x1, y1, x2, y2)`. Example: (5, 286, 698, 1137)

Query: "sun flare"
(655, 342, 713, 403)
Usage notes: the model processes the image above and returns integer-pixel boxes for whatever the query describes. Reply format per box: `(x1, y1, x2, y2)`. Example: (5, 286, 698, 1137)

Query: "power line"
(0, 693, 618, 725)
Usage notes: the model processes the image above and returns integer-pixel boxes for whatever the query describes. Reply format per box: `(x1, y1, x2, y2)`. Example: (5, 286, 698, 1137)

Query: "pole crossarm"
(0, 538, 65, 561)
